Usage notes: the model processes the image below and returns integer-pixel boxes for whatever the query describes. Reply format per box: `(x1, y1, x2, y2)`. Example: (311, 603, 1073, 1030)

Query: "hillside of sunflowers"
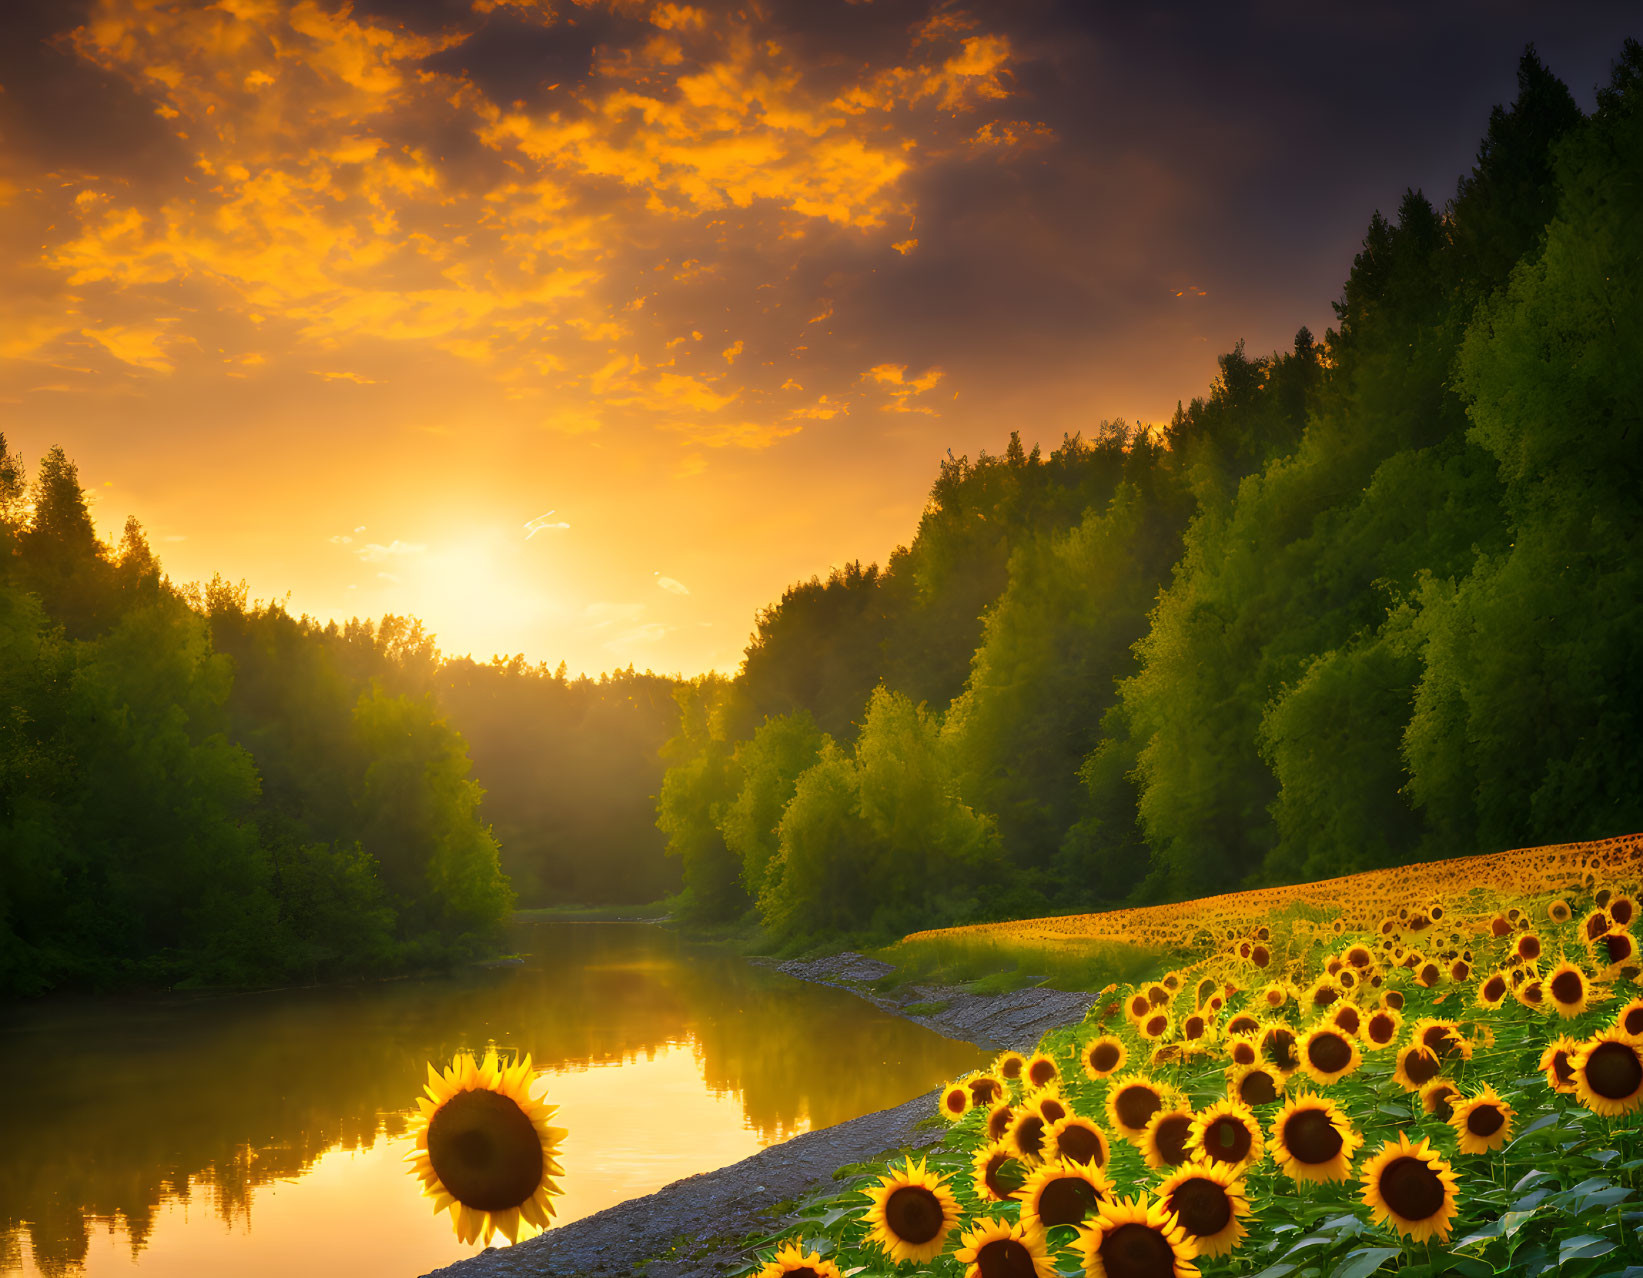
(737, 835, 1643, 1278)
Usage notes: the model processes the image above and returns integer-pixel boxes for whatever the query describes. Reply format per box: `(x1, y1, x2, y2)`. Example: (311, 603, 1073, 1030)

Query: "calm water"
(1, 922, 988, 1278)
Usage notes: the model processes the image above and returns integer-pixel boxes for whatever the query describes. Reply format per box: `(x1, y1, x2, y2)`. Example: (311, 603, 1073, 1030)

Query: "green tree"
(719, 710, 830, 901)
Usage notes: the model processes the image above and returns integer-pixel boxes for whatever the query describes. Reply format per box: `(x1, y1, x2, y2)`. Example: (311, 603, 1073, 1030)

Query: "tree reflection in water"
(1, 923, 987, 1274)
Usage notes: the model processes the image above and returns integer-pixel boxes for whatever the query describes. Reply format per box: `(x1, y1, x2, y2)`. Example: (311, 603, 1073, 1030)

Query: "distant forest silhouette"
(3, 42, 1640, 995)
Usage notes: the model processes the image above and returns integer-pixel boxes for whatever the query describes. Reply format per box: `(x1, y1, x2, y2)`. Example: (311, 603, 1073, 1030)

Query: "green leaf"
(1559, 1235, 1617, 1264)
(1328, 1246, 1401, 1278)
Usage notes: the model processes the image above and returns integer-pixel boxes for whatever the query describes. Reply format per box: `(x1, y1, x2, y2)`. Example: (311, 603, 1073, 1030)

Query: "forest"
(655, 44, 1643, 940)
(3, 42, 1639, 996)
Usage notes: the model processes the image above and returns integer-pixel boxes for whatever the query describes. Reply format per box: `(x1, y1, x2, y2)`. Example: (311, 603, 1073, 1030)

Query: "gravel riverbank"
(419, 954, 1094, 1278)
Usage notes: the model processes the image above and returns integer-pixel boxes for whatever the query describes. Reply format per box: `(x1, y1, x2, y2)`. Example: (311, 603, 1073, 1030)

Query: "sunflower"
(1539, 1035, 1582, 1094)
(1381, 989, 1406, 1011)
(1411, 1017, 1471, 1063)
(1084, 1035, 1128, 1080)
(406, 1051, 566, 1246)
(996, 1051, 1028, 1083)
(1185, 1098, 1264, 1173)
(1180, 1013, 1210, 1042)
(1418, 1079, 1460, 1121)
(1007, 1107, 1051, 1166)
(940, 1081, 973, 1122)
(1363, 1006, 1402, 1050)
(1391, 1044, 1443, 1093)
(1077, 1194, 1200, 1278)
(1269, 1094, 1360, 1183)
(1449, 1086, 1515, 1154)
(1256, 1021, 1300, 1075)
(1106, 1073, 1168, 1142)
(1225, 1011, 1263, 1038)
(1572, 1030, 1643, 1117)
(1584, 909, 1612, 942)
(1225, 1062, 1284, 1108)
(1475, 970, 1509, 1009)
(973, 1139, 1029, 1203)
(1548, 898, 1573, 923)
(861, 1155, 962, 1264)
(1141, 1106, 1196, 1169)
(1155, 1162, 1249, 1258)
(1024, 1051, 1061, 1090)
(966, 1072, 1008, 1108)
(1225, 1035, 1259, 1068)
(1516, 932, 1544, 963)
(1515, 978, 1548, 1012)
(1259, 983, 1289, 1011)
(1612, 895, 1637, 928)
(1298, 1026, 1361, 1086)
(1614, 996, 1643, 1041)
(1593, 928, 1637, 975)
(1359, 1132, 1460, 1243)
(985, 1100, 1016, 1143)
(1127, 992, 1154, 1022)
(1020, 1158, 1113, 1235)
(1049, 1114, 1111, 1168)
(754, 1239, 844, 1278)
(1544, 958, 1595, 1018)
(1329, 1003, 1363, 1037)
(954, 1216, 1055, 1278)
(1139, 1011, 1172, 1041)
(1030, 1085, 1070, 1126)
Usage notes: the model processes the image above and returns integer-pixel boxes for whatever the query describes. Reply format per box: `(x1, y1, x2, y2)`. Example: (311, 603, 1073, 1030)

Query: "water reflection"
(1, 923, 987, 1276)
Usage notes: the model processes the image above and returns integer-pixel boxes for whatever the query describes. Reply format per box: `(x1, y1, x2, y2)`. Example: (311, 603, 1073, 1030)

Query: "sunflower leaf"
(1558, 1234, 1617, 1264)
(1328, 1245, 1401, 1278)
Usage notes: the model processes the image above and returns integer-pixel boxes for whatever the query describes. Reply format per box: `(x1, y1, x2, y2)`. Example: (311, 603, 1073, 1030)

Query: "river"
(0, 921, 989, 1278)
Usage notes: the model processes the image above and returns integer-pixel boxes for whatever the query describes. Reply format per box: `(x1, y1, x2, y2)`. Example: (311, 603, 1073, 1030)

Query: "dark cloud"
(0, 0, 190, 188)
(421, 8, 651, 108)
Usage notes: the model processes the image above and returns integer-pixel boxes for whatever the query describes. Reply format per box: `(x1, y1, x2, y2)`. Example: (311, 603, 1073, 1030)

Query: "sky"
(1, 1, 1637, 677)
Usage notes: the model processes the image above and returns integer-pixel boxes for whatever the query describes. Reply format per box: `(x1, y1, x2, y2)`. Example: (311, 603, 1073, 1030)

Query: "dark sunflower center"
(1379, 1156, 1445, 1222)
(1040, 1098, 1068, 1125)
(1626, 1007, 1643, 1036)
(1146, 1015, 1168, 1037)
(1184, 1017, 1205, 1039)
(1551, 971, 1584, 1005)
(1090, 1042, 1120, 1073)
(1307, 1034, 1351, 1075)
(978, 1238, 1038, 1278)
(1483, 976, 1506, 1002)
(885, 1185, 944, 1245)
(1153, 1114, 1192, 1165)
(1404, 1049, 1440, 1086)
(1588, 913, 1611, 940)
(1203, 1116, 1252, 1164)
(1232, 1042, 1256, 1065)
(1520, 936, 1542, 960)
(970, 1078, 1002, 1105)
(984, 1153, 1024, 1200)
(1014, 1114, 1045, 1157)
(1551, 1050, 1574, 1085)
(1029, 1061, 1057, 1087)
(1467, 1104, 1504, 1136)
(1423, 1025, 1464, 1059)
(1522, 981, 1544, 1004)
(1368, 1014, 1394, 1043)
(1115, 1086, 1162, 1131)
(1586, 1041, 1643, 1100)
(988, 1106, 1013, 1141)
(1229, 1015, 1259, 1036)
(1314, 985, 1339, 1007)
(1614, 900, 1636, 926)
(1419, 964, 1439, 986)
(1283, 1107, 1343, 1164)
(1426, 1086, 1456, 1120)
(425, 1087, 544, 1214)
(1335, 1008, 1361, 1034)
(1100, 1223, 1175, 1278)
(1238, 1070, 1277, 1106)
(1264, 1029, 1298, 1071)
(1169, 1176, 1231, 1237)
(946, 1089, 969, 1113)
(1038, 1175, 1100, 1228)
(1002, 1058, 1024, 1079)
(1058, 1124, 1104, 1166)
(1605, 934, 1634, 963)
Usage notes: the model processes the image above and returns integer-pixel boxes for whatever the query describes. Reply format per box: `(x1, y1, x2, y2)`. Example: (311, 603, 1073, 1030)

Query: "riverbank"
(419, 953, 1095, 1278)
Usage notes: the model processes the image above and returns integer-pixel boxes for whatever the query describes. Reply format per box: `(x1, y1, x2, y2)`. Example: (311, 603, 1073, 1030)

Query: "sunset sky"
(2, 0, 1636, 677)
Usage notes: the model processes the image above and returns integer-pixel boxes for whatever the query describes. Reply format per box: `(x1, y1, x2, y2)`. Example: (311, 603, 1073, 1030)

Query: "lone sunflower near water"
(407, 1050, 566, 1245)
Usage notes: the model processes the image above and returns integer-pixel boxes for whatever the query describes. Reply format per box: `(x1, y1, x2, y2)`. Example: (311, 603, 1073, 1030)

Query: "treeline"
(0, 450, 519, 995)
(0, 442, 689, 996)
(657, 44, 1643, 943)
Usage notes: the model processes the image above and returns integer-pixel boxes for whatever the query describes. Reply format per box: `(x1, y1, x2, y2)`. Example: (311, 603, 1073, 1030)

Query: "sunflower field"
(736, 835, 1643, 1278)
